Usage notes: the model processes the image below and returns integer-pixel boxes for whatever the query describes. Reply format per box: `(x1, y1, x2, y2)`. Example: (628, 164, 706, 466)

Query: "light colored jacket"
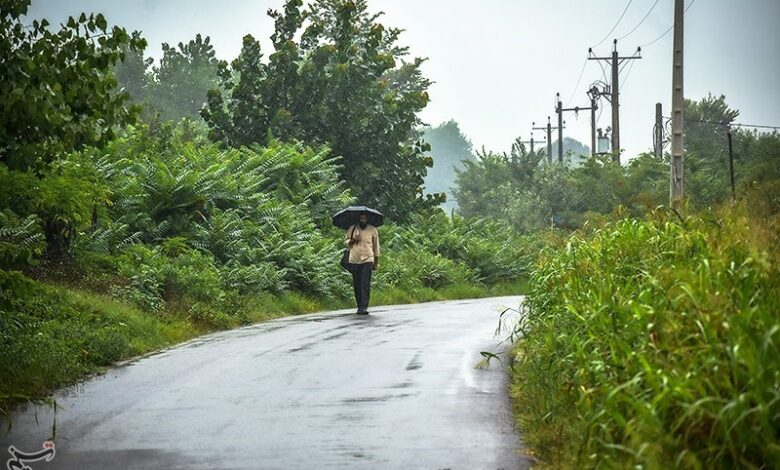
(344, 224, 380, 264)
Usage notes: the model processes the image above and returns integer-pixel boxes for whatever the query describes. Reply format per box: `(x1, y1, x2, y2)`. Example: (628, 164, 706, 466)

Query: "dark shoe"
(356, 309, 369, 315)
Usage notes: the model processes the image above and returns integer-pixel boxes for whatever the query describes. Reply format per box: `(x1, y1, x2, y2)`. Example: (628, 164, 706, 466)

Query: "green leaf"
(95, 13, 107, 31)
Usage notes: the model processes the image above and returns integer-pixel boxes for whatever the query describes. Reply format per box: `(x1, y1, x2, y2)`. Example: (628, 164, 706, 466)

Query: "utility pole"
(517, 132, 545, 155)
(588, 40, 641, 164)
(556, 94, 564, 162)
(654, 103, 664, 159)
(533, 117, 558, 163)
(591, 96, 597, 156)
(556, 92, 597, 160)
(670, 0, 685, 209)
(611, 44, 620, 159)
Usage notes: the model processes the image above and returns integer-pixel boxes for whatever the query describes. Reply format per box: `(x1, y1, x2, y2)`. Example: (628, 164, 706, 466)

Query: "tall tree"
(684, 93, 739, 159)
(683, 94, 741, 207)
(0, 0, 146, 171)
(114, 35, 222, 123)
(154, 34, 222, 121)
(202, 0, 443, 220)
(114, 45, 153, 107)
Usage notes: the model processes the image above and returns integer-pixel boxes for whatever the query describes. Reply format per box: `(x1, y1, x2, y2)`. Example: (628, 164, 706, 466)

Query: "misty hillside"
(421, 120, 476, 213)
(545, 137, 591, 167)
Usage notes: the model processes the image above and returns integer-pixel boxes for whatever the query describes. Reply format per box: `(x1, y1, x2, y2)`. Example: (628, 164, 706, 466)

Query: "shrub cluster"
(376, 211, 538, 290)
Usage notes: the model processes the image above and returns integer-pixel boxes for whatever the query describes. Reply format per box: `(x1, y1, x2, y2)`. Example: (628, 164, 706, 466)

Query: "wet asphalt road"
(1, 297, 530, 470)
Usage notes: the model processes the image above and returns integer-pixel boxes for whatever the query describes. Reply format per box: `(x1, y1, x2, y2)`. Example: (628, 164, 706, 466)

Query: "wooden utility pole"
(611, 44, 620, 160)
(533, 118, 556, 163)
(670, 0, 685, 208)
(547, 118, 552, 162)
(591, 96, 597, 156)
(588, 40, 641, 164)
(556, 94, 564, 162)
(654, 103, 664, 159)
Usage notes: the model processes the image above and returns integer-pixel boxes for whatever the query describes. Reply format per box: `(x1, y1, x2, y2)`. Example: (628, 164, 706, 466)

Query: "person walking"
(344, 212, 380, 314)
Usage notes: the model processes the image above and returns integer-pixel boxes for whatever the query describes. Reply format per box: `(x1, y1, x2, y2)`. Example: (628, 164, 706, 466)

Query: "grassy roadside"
(0, 268, 527, 419)
(508, 210, 780, 468)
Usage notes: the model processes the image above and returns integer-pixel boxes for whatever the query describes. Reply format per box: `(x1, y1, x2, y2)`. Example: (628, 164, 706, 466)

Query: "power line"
(617, 0, 661, 41)
(563, 59, 589, 107)
(641, 0, 695, 48)
(618, 57, 632, 75)
(596, 60, 609, 84)
(619, 59, 636, 91)
(731, 123, 780, 130)
(693, 120, 780, 130)
(591, 0, 634, 48)
(664, 116, 780, 130)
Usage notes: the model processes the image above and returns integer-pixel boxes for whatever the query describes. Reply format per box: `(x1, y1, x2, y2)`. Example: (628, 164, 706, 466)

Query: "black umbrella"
(332, 206, 384, 230)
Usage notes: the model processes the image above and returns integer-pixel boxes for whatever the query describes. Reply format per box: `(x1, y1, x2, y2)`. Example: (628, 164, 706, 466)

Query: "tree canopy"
(0, 0, 146, 171)
(202, 0, 443, 220)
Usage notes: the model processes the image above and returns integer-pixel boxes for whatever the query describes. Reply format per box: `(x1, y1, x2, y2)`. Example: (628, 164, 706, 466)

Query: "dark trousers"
(351, 262, 373, 311)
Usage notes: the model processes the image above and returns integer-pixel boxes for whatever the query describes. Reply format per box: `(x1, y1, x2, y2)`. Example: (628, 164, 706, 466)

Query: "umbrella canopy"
(332, 206, 384, 230)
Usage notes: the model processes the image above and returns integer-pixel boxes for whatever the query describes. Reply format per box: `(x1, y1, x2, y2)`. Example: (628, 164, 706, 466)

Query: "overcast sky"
(27, 0, 780, 158)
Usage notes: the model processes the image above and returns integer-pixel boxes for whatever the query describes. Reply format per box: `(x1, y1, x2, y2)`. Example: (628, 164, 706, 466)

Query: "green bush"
(511, 211, 780, 468)
(219, 261, 287, 295)
(379, 250, 475, 289)
(186, 301, 234, 329)
(116, 244, 226, 309)
(0, 210, 46, 268)
(383, 211, 536, 284)
(0, 159, 110, 257)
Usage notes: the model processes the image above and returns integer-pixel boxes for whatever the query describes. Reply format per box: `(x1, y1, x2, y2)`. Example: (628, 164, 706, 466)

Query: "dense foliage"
(0, 0, 146, 171)
(0, 124, 530, 308)
(202, 0, 443, 220)
(379, 211, 539, 287)
(511, 210, 780, 468)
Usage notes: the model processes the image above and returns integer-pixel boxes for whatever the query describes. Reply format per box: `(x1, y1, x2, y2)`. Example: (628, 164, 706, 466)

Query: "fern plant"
(0, 210, 46, 268)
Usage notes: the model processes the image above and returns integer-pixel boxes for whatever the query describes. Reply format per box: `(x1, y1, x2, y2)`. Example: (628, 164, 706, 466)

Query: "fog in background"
(27, 0, 780, 159)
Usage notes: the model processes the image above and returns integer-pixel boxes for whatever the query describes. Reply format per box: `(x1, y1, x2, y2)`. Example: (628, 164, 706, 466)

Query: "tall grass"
(511, 209, 780, 468)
